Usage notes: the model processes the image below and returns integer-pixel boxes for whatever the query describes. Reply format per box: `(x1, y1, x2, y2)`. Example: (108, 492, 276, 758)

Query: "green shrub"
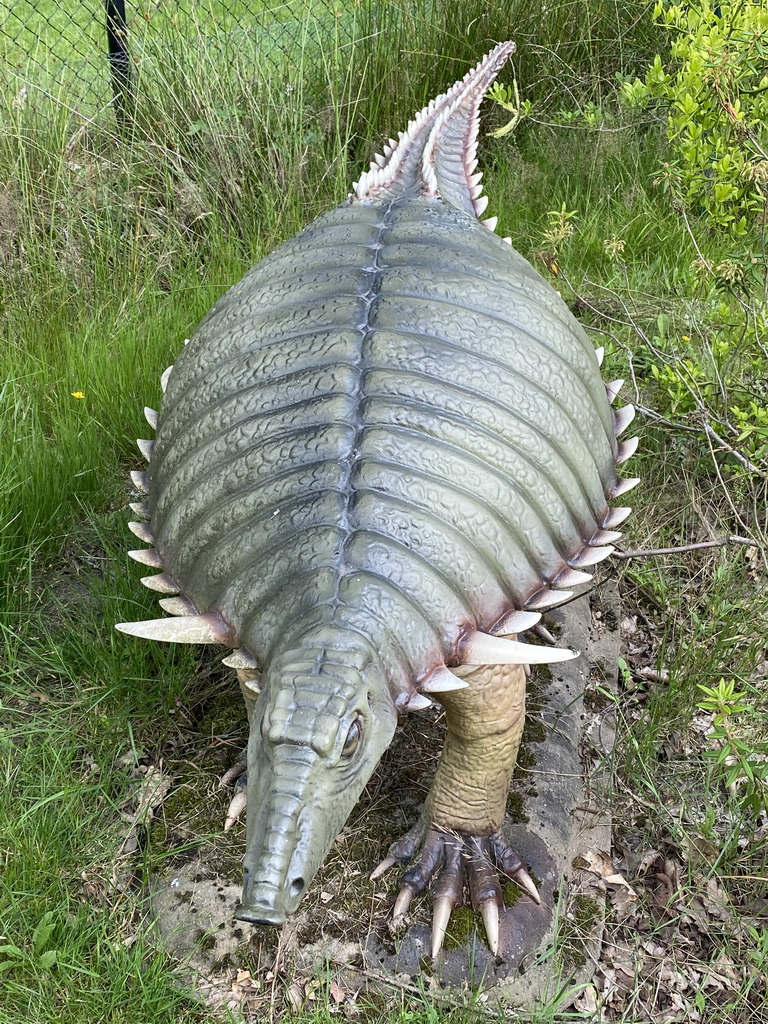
(621, 1, 768, 241)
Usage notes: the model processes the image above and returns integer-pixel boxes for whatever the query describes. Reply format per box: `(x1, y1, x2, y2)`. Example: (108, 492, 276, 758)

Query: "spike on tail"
(353, 41, 515, 219)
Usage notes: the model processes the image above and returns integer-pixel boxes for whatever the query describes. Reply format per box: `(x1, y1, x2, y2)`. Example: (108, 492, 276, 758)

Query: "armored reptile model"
(117, 41, 638, 959)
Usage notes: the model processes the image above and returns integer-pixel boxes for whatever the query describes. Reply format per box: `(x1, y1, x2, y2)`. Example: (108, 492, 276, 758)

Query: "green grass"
(2, 2, 767, 1021)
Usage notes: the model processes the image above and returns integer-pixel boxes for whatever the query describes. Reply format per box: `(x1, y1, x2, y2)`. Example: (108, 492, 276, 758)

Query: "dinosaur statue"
(117, 41, 637, 960)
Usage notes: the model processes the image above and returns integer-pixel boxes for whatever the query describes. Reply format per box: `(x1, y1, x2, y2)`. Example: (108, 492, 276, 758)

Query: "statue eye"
(341, 719, 362, 759)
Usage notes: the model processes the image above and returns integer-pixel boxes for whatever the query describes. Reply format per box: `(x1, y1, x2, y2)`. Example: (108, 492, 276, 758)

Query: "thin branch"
(613, 536, 756, 559)
(703, 422, 765, 476)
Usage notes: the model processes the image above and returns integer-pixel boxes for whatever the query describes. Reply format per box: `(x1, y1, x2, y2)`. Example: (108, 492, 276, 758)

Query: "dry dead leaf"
(576, 849, 637, 893)
(286, 981, 304, 1012)
(573, 983, 599, 1013)
(329, 979, 346, 1004)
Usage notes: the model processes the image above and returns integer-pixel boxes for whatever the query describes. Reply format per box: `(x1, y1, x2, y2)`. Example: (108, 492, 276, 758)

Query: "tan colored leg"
(427, 663, 526, 833)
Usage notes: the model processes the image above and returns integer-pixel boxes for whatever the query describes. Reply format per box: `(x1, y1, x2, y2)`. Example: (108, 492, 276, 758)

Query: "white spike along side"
(130, 470, 149, 494)
(129, 501, 150, 519)
(462, 630, 578, 666)
(128, 548, 163, 568)
(525, 588, 574, 611)
(595, 346, 605, 367)
(160, 365, 173, 393)
(491, 608, 542, 635)
(602, 506, 632, 529)
(222, 649, 259, 670)
(613, 405, 636, 436)
(137, 439, 155, 461)
(115, 611, 233, 645)
(590, 528, 623, 545)
(553, 567, 593, 588)
(617, 436, 640, 465)
(158, 596, 196, 616)
(419, 666, 469, 693)
(611, 476, 640, 498)
(605, 379, 625, 404)
(569, 545, 615, 568)
(144, 407, 158, 429)
(140, 572, 180, 594)
(406, 692, 433, 711)
(127, 521, 154, 544)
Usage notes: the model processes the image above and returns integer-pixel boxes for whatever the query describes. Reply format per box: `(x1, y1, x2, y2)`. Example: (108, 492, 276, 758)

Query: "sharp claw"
(392, 886, 414, 919)
(224, 789, 247, 831)
(431, 896, 453, 959)
(370, 856, 396, 881)
(480, 900, 500, 956)
(514, 865, 541, 904)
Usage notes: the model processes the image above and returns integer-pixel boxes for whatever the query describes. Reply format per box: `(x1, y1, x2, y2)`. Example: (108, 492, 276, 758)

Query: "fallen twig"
(613, 536, 755, 559)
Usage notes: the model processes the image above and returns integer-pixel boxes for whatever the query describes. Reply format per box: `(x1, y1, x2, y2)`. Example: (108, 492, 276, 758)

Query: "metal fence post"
(105, 0, 133, 128)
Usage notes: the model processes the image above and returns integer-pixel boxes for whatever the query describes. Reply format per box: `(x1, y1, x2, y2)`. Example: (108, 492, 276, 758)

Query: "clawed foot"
(219, 752, 248, 831)
(372, 826, 540, 958)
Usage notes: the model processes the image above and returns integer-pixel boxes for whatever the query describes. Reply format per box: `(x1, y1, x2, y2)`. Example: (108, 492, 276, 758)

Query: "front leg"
(374, 662, 538, 957)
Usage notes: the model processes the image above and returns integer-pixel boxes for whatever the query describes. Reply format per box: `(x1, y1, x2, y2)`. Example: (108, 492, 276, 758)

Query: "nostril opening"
(290, 877, 305, 898)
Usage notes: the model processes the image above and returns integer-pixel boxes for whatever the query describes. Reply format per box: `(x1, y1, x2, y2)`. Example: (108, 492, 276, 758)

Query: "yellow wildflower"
(71, 391, 85, 399)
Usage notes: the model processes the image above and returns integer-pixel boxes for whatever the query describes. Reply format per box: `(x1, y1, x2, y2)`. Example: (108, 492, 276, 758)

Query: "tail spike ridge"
(462, 630, 578, 666)
(128, 548, 163, 568)
(160, 365, 173, 393)
(137, 439, 155, 461)
(115, 611, 234, 645)
(128, 521, 154, 544)
(144, 407, 158, 429)
(482, 215, 498, 232)
(354, 41, 516, 218)
(129, 501, 150, 519)
(569, 545, 614, 568)
(617, 437, 639, 464)
(614, 405, 636, 436)
(130, 470, 149, 494)
(158, 596, 196, 616)
(222, 648, 259, 670)
(419, 667, 469, 693)
(605, 379, 625, 404)
(595, 346, 605, 367)
(611, 476, 640, 498)
(140, 572, 180, 594)
(491, 609, 542, 635)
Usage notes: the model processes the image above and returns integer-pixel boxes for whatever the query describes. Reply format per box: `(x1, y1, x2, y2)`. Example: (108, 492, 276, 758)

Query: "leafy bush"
(621, 1, 768, 241)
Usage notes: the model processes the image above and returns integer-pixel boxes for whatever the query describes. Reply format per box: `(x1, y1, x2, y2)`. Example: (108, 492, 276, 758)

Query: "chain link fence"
(1, 0, 364, 118)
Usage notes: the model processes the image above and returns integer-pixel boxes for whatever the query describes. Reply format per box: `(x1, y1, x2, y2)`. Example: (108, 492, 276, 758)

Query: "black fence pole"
(105, 0, 133, 129)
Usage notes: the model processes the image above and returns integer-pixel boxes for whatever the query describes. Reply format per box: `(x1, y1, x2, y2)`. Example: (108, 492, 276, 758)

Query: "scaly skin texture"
(428, 662, 526, 833)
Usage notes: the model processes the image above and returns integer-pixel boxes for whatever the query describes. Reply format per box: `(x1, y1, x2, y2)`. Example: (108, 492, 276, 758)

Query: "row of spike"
(118, 342, 640, 715)
(403, 346, 640, 709)
(352, 42, 513, 239)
